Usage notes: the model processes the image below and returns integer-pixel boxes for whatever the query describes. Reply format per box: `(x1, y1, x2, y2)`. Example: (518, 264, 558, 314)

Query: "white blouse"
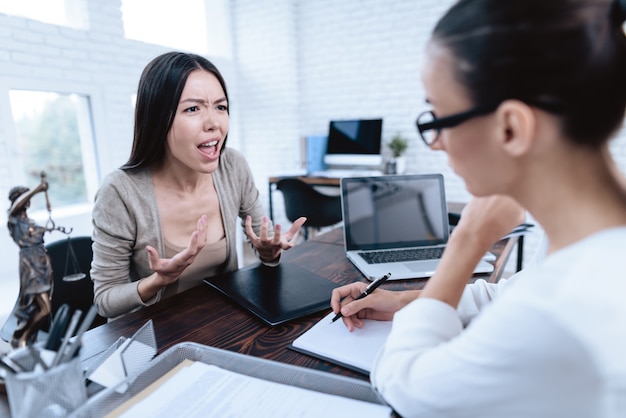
(371, 227, 626, 418)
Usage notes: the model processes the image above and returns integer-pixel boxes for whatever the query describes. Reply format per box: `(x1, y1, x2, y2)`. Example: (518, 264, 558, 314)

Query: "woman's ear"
(494, 100, 536, 157)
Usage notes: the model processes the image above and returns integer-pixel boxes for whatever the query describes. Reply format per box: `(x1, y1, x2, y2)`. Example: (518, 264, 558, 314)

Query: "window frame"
(0, 77, 106, 224)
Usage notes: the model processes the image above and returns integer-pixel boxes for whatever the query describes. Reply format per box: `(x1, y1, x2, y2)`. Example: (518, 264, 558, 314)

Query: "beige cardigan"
(90, 148, 270, 318)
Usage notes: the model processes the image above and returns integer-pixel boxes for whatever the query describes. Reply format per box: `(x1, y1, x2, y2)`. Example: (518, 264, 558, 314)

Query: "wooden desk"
(0, 228, 518, 417)
(77, 228, 516, 370)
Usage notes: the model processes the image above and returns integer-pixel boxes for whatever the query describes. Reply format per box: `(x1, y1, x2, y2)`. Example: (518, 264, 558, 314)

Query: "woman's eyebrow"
(179, 98, 206, 106)
(179, 97, 228, 105)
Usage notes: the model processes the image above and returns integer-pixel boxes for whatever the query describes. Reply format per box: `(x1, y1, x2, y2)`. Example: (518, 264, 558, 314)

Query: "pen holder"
(5, 355, 87, 418)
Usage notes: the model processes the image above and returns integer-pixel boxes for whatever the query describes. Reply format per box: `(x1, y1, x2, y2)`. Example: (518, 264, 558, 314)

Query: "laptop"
(340, 174, 494, 280)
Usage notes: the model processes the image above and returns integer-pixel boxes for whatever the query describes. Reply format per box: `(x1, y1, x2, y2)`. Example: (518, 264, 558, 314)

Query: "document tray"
(69, 342, 389, 417)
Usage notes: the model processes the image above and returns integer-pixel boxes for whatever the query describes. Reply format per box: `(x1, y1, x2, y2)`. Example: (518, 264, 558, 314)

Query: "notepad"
(290, 312, 392, 375)
(203, 262, 339, 326)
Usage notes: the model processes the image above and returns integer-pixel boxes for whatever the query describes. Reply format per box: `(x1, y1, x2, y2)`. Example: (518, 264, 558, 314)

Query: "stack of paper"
(107, 359, 392, 417)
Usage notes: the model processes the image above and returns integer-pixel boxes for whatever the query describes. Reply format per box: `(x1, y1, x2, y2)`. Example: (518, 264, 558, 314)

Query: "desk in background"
(0, 228, 519, 417)
(267, 169, 389, 221)
(268, 176, 525, 272)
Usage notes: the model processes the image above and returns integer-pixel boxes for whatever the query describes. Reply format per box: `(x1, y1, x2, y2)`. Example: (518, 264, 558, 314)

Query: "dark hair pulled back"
(433, 0, 626, 147)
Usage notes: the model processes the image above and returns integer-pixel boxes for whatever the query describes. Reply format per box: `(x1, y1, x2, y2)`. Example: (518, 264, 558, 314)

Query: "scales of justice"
(6, 171, 86, 348)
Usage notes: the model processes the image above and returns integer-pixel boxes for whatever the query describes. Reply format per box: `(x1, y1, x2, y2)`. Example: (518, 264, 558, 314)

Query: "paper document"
(291, 312, 392, 375)
(108, 359, 391, 418)
(87, 338, 155, 392)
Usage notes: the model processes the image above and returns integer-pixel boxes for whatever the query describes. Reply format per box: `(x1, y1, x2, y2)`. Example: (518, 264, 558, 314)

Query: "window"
(120, 0, 232, 58)
(0, 0, 88, 30)
(8, 90, 98, 213)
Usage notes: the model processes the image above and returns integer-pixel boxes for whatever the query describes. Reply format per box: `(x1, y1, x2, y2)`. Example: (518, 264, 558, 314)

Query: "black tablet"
(203, 262, 339, 326)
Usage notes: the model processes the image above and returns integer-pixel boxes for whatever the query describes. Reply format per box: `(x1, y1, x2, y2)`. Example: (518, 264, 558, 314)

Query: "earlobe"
(496, 100, 536, 157)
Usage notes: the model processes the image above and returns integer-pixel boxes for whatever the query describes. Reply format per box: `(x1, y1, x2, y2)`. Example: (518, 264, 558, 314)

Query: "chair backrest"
(43, 236, 106, 331)
(276, 178, 342, 228)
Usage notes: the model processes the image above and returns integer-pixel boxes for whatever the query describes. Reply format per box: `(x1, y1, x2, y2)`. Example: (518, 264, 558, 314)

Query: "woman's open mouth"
(198, 139, 219, 158)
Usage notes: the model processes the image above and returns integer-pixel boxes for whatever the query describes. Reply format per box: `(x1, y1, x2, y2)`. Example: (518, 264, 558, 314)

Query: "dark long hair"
(122, 52, 229, 171)
(432, 0, 626, 147)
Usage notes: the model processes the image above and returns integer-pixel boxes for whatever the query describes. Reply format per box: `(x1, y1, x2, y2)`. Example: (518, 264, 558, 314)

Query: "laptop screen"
(341, 174, 449, 251)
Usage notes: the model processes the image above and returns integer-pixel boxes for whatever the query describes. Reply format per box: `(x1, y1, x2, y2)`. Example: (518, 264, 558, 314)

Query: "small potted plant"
(386, 133, 409, 174)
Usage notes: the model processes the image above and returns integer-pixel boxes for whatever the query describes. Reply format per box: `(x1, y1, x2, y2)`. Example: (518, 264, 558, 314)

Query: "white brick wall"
(231, 0, 301, 178)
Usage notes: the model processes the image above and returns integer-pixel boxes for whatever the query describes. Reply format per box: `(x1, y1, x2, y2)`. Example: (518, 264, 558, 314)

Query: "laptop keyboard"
(358, 247, 445, 264)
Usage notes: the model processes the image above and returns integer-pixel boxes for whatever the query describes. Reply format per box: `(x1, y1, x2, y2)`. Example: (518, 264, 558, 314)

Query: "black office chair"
(43, 236, 106, 332)
(276, 178, 343, 240)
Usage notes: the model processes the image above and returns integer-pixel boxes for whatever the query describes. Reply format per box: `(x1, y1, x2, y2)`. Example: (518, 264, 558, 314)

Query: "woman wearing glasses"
(331, 0, 626, 416)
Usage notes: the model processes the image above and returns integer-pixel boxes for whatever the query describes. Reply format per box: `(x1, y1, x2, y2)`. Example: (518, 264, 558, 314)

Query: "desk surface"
(77, 228, 443, 378)
(0, 227, 516, 417)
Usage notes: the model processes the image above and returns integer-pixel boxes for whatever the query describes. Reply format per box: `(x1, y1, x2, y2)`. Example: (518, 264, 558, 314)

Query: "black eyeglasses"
(415, 104, 500, 146)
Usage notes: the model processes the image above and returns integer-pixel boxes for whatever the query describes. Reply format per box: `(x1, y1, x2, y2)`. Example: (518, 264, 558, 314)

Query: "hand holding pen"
(331, 273, 391, 323)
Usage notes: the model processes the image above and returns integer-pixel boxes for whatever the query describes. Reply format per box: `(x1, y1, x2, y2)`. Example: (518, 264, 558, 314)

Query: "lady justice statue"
(7, 172, 69, 347)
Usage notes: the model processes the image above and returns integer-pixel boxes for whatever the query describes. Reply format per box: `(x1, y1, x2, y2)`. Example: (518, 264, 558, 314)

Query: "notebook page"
(292, 312, 392, 374)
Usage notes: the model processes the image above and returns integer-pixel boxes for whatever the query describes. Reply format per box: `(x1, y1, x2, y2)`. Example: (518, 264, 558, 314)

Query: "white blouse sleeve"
(370, 295, 598, 418)
(456, 274, 520, 325)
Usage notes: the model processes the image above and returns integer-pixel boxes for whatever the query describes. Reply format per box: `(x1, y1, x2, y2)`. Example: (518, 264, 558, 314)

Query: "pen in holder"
(4, 347, 87, 418)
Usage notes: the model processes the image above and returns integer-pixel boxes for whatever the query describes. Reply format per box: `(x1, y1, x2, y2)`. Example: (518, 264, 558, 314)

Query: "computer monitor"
(323, 119, 383, 168)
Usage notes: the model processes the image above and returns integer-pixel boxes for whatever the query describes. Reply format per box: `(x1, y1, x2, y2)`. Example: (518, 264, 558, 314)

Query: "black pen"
(52, 309, 82, 367)
(45, 304, 70, 351)
(331, 272, 391, 323)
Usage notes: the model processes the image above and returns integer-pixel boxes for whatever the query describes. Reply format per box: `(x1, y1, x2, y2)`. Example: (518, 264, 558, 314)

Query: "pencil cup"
(5, 356, 87, 418)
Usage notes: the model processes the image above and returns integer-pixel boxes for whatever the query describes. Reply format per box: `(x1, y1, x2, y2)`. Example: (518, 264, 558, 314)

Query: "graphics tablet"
(203, 262, 339, 326)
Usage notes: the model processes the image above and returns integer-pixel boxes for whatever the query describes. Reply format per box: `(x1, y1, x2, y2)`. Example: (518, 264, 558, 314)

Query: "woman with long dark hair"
(91, 52, 304, 319)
